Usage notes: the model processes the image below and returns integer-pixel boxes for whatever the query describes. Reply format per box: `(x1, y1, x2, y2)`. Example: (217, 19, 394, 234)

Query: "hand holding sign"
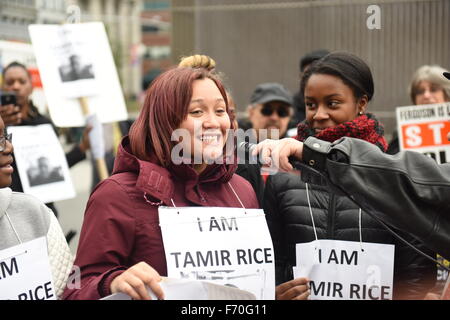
(110, 261, 165, 300)
(159, 207, 275, 300)
(0, 104, 22, 125)
(78, 124, 92, 153)
(275, 277, 310, 300)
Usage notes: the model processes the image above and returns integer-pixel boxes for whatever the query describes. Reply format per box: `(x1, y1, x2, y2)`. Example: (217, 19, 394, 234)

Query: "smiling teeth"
(200, 136, 218, 142)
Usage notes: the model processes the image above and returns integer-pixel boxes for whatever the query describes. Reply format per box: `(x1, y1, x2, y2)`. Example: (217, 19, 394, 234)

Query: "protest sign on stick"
(28, 22, 128, 127)
(396, 102, 450, 164)
(29, 22, 125, 180)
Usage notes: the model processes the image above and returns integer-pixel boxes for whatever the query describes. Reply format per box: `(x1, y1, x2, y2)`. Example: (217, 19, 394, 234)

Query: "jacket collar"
(112, 136, 237, 205)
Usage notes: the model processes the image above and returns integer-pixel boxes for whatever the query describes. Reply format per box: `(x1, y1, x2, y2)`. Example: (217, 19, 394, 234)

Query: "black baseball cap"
(250, 82, 293, 106)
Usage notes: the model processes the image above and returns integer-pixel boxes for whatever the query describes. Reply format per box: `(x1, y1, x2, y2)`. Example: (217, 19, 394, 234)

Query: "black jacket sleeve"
(393, 230, 436, 299)
(235, 164, 264, 207)
(302, 136, 450, 259)
(66, 144, 86, 168)
(263, 175, 291, 286)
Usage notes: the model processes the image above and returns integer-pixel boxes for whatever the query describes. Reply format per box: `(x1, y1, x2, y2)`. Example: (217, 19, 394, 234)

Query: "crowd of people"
(0, 49, 449, 300)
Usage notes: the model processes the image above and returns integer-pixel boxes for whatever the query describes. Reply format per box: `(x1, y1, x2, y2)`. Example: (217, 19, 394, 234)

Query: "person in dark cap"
(292, 49, 330, 125)
(235, 82, 293, 207)
(241, 82, 294, 141)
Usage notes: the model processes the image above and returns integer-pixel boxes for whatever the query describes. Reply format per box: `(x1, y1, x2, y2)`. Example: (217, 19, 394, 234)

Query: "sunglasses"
(260, 103, 291, 118)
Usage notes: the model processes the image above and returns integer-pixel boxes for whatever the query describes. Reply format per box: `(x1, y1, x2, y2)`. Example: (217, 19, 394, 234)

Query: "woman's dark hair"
(2, 61, 31, 79)
(300, 52, 374, 102)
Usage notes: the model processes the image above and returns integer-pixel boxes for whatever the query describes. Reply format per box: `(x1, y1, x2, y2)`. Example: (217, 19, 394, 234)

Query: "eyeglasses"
(0, 133, 12, 152)
(260, 103, 290, 118)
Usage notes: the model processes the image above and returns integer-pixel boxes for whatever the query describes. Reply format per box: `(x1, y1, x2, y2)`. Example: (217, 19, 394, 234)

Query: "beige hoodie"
(0, 188, 73, 298)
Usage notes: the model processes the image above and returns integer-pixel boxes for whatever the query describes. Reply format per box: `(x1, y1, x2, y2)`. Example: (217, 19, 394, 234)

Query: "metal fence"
(172, 0, 450, 138)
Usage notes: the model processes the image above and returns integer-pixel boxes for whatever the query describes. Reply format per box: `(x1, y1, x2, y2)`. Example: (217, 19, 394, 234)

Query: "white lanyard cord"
(305, 183, 319, 242)
(169, 198, 180, 214)
(306, 183, 364, 249)
(5, 211, 23, 244)
(227, 182, 246, 211)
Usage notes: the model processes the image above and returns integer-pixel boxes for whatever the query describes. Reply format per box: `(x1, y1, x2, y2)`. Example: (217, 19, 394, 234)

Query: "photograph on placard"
(26, 155, 65, 187)
(29, 22, 128, 127)
(7, 124, 75, 203)
(58, 53, 95, 83)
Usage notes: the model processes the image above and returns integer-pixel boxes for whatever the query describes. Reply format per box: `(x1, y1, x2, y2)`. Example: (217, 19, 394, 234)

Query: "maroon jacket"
(63, 137, 259, 300)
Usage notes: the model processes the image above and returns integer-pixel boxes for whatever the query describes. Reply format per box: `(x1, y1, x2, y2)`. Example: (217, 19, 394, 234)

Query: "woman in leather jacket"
(262, 52, 436, 300)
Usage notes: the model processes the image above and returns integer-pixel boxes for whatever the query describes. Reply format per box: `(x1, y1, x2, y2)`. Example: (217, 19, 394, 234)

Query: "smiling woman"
(0, 118, 14, 187)
(177, 78, 231, 173)
(263, 51, 437, 300)
(0, 115, 72, 299)
(63, 67, 259, 301)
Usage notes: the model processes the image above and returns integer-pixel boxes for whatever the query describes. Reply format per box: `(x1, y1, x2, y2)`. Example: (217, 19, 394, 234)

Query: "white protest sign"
(28, 22, 128, 127)
(158, 207, 275, 300)
(0, 237, 56, 300)
(7, 124, 75, 203)
(396, 102, 450, 164)
(293, 240, 394, 300)
(102, 277, 256, 300)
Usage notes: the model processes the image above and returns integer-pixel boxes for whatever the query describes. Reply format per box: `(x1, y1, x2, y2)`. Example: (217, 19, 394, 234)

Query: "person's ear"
(358, 95, 368, 114)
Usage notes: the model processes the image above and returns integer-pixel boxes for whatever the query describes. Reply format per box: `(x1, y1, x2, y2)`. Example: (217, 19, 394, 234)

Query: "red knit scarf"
(296, 113, 388, 152)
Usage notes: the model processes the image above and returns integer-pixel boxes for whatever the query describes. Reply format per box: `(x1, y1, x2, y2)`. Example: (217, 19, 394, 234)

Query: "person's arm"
(391, 230, 436, 300)
(62, 179, 163, 300)
(0, 104, 22, 125)
(302, 136, 450, 259)
(46, 212, 73, 299)
(254, 136, 450, 259)
(65, 126, 91, 168)
(62, 179, 133, 300)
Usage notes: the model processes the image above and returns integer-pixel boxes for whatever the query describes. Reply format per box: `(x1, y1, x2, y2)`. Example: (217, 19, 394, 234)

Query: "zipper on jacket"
(327, 193, 336, 239)
(195, 185, 206, 203)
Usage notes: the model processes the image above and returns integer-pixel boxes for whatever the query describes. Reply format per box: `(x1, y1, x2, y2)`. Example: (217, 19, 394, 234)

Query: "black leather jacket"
(301, 136, 450, 260)
(265, 170, 436, 299)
